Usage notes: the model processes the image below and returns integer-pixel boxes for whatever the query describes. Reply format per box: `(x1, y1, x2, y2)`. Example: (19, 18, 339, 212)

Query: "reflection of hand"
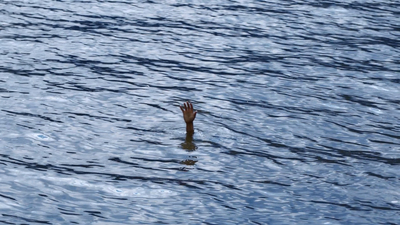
(180, 101, 197, 124)
(181, 132, 197, 151)
(181, 141, 197, 151)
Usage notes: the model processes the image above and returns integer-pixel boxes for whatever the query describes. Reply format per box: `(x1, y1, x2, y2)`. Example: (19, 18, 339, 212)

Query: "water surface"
(0, 0, 399, 224)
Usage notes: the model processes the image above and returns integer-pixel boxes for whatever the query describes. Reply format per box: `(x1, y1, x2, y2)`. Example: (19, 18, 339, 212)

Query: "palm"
(180, 101, 197, 123)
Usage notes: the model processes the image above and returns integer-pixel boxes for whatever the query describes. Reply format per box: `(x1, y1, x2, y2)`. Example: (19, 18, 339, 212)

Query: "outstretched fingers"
(180, 101, 195, 114)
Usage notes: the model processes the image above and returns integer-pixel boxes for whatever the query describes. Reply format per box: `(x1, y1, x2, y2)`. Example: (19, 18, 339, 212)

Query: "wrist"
(186, 122, 194, 133)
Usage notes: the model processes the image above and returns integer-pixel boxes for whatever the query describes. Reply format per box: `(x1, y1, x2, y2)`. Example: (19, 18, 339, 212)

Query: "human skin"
(179, 101, 197, 134)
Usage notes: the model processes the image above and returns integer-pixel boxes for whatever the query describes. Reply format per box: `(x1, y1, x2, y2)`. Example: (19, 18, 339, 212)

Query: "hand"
(180, 101, 197, 124)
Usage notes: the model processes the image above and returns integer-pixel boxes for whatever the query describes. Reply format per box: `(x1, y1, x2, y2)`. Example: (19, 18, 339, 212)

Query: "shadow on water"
(179, 132, 198, 170)
(180, 132, 197, 152)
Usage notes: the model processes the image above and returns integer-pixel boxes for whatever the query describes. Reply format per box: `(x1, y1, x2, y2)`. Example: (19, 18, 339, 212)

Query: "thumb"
(193, 111, 197, 119)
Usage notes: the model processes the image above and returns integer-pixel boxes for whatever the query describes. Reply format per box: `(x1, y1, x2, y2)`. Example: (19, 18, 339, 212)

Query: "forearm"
(186, 122, 194, 134)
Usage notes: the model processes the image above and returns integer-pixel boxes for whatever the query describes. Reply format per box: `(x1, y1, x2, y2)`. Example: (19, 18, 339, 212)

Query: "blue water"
(0, 0, 399, 224)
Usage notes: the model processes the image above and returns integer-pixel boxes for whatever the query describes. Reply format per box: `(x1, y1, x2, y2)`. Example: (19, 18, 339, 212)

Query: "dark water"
(1, 0, 399, 224)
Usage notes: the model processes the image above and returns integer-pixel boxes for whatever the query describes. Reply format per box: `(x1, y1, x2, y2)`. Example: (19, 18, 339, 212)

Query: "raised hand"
(180, 101, 197, 133)
(180, 101, 197, 124)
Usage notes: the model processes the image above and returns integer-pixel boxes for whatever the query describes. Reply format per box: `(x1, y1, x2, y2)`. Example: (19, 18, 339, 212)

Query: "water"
(0, 0, 399, 224)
